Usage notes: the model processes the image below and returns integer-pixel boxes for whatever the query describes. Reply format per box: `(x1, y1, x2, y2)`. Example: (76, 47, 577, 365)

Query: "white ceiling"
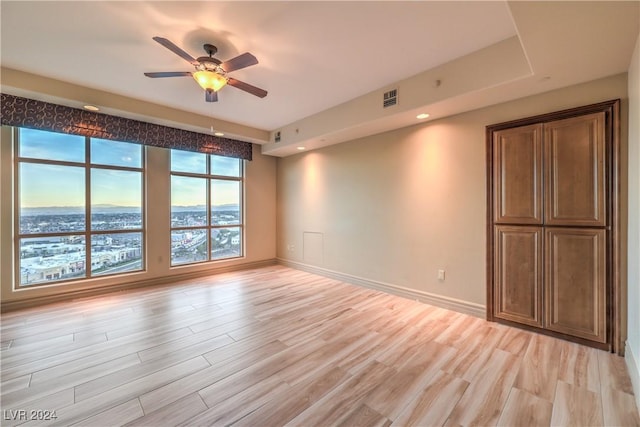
(1, 1, 515, 129)
(1, 1, 639, 155)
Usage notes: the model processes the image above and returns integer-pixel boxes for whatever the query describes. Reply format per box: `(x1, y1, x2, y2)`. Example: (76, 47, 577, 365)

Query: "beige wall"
(0, 137, 277, 304)
(626, 32, 640, 402)
(0, 71, 631, 318)
(277, 74, 628, 308)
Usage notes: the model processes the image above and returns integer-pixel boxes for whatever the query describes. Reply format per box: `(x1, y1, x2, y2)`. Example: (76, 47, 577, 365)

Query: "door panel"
(544, 113, 606, 226)
(544, 228, 606, 343)
(494, 225, 543, 327)
(493, 124, 543, 224)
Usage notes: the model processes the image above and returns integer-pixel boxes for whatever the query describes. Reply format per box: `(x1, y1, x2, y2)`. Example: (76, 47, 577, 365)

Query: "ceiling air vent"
(383, 89, 398, 108)
(274, 131, 281, 143)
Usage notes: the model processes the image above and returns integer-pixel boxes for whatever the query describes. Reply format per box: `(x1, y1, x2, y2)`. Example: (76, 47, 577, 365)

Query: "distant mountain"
(21, 206, 84, 216)
(22, 203, 239, 216)
(21, 205, 141, 215)
(212, 204, 240, 212)
(172, 204, 239, 212)
(171, 205, 207, 212)
(92, 205, 142, 214)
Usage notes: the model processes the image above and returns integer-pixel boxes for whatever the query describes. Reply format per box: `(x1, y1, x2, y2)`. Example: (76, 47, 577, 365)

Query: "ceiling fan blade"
(144, 72, 192, 78)
(152, 36, 199, 66)
(220, 52, 258, 72)
(205, 89, 218, 103)
(227, 78, 267, 98)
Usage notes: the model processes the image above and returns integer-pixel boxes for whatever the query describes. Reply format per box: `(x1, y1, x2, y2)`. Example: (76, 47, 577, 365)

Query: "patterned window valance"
(0, 93, 252, 160)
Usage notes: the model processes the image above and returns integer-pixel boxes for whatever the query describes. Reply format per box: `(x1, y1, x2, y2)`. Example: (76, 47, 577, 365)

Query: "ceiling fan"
(144, 36, 267, 103)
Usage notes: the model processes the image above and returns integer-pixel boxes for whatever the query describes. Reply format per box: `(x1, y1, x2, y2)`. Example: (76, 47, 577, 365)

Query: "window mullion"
(207, 176, 211, 261)
(13, 128, 21, 286)
(17, 157, 85, 168)
(85, 136, 91, 279)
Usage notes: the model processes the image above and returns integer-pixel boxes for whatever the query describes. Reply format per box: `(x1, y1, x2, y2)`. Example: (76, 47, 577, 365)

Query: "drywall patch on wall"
(303, 232, 324, 265)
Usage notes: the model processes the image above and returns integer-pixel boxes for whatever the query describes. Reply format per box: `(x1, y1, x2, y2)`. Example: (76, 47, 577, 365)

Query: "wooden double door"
(487, 100, 621, 352)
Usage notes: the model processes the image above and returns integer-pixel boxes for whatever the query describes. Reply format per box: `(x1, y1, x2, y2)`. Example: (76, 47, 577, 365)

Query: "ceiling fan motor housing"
(198, 44, 222, 69)
(197, 57, 223, 71)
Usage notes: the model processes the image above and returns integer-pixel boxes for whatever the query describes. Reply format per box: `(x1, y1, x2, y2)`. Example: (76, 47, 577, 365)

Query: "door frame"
(486, 99, 622, 355)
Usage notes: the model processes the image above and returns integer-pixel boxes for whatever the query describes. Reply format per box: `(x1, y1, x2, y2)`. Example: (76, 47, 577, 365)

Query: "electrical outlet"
(287, 244, 295, 252)
(438, 269, 446, 281)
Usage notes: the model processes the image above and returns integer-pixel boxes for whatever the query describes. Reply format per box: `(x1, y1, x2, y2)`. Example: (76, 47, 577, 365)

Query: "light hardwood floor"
(1, 265, 638, 426)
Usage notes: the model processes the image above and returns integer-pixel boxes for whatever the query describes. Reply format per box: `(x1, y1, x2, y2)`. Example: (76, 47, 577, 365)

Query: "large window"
(16, 128, 144, 287)
(170, 149, 243, 266)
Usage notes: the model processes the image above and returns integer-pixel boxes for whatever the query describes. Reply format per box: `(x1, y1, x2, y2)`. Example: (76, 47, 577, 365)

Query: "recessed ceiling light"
(83, 105, 99, 111)
(214, 132, 224, 137)
(416, 113, 429, 119)
(297, 147, 306, 151)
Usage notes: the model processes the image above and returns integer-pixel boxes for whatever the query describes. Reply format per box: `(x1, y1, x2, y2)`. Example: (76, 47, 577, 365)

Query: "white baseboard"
(626, 342, 640, 412)
(278, 258, 486, 318)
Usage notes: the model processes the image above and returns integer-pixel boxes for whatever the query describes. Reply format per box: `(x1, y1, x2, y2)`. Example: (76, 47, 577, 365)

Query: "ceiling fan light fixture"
(146, 37, 266, 102)
(193, 70, 228, 92)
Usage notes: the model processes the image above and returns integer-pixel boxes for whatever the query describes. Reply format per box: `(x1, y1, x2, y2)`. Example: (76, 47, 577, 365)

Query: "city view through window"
(17, 128, 144, 286)
(16, 129, 244, 287)
(170, 149, 243, 266)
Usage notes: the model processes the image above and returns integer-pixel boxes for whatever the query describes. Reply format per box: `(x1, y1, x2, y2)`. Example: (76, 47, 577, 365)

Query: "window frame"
(170, 150, 244, 266)
(13, 128, 146, 288)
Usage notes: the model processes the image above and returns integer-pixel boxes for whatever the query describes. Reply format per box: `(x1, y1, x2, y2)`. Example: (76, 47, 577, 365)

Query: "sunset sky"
(18, 128, 240, 209)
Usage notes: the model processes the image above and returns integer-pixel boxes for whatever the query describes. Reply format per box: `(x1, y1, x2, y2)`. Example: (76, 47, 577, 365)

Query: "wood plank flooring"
(1, 265, 638, 426)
